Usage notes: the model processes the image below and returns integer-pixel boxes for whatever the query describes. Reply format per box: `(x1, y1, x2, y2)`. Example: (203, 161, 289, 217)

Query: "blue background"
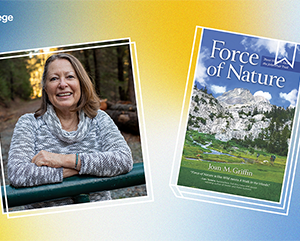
(0, 1, 300, 240)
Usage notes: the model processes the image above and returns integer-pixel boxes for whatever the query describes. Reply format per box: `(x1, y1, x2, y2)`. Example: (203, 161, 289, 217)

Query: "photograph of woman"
(3, 50, 144, 209)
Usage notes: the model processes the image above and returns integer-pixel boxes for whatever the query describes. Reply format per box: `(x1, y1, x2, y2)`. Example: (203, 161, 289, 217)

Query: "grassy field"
(177, 165, 283, 201)
(178, 130, 287, 201)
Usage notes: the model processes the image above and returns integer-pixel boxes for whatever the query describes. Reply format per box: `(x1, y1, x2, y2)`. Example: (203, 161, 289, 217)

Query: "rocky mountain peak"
(254, 95, 269, 103)
(215, 88, 272, 114)
(188, 87, 279, 142)
(216, 88, 269, 106)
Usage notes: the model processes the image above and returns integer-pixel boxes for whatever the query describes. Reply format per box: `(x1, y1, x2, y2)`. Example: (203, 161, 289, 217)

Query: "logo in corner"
(274, 42, 297, 68)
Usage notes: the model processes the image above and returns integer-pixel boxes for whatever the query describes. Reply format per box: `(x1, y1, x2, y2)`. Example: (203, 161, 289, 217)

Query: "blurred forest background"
(0, 42, 136, 106)
(0, 41, 139, 134)
(0, 41, 146, 203)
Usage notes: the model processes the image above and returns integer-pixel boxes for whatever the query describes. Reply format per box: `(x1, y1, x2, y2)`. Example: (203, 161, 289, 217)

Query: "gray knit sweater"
(8, 106, 133, 190)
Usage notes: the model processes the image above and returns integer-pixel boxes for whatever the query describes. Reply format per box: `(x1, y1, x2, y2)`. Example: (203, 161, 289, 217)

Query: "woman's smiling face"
(45, 58, 81, 114)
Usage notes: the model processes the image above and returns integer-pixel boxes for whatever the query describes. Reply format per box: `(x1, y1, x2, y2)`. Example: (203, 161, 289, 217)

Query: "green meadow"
(178, 130, 287, 201)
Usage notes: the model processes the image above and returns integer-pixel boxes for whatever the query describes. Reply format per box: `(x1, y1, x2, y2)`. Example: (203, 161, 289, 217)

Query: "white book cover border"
(170, 26, 300, 215)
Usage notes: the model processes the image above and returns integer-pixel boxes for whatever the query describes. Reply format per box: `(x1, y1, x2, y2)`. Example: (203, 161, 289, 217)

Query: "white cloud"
(279, 89, 298, 107)
(254, 90, 272, 100)
(211, 85, 226, 94)
(195, 47, 210, 86)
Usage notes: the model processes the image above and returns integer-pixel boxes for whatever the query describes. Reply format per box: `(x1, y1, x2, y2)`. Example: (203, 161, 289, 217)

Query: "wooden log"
(105, 109, 139, 135)
(108, 103, 137, 112)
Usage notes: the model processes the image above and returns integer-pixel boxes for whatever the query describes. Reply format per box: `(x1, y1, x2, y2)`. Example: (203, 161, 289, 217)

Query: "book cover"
(171, 27, 300, 214)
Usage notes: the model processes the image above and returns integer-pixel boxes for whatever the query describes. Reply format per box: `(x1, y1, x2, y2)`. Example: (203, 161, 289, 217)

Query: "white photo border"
(0, 38, 154, 219)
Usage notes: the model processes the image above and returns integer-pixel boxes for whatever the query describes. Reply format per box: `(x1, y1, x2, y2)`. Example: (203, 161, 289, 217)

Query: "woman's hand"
(32, 150, 81, 171)
(32, 150, 64, 168)
(63, 168, 79, 178)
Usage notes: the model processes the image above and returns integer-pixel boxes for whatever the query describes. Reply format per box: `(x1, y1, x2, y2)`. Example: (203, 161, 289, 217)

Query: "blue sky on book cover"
(195, 28, 300, 109)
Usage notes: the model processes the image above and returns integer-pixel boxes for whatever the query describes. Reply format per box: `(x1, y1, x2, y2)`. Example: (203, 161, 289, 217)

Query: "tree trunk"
(105, 107, 139, 135)
(83, 50, 91, 77)
(10, 71, 14, 101)
(127, 47, 136, 105)
(117, 46, 124, 82)
(93, 49, 101, 96)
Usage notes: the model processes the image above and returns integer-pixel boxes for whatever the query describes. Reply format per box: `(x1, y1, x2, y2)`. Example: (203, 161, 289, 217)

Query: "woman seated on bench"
(7, 53, 133, 201)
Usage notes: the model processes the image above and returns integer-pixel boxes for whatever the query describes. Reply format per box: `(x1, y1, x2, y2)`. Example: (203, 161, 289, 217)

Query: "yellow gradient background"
(1, 1, 300, 240)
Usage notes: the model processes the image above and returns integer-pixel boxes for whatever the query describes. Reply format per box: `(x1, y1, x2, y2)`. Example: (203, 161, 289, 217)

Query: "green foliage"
(262, 105, 294, 156)
(201, 86, 208, 94)
(209, 113, 215, 121)
(226, 121, 230, 128)
(0, 57, 32, 106)
(184, 130, 287, 164)
(196, 116, 206, 125)
(180, 129, 287, 201)
(247, 123, 252, 131)
(216, 113, 225, 118)
(0, 76, 10, 106)
(249, 118, 256, 123)
(71, 44, 133, 102)
(0, 42, 133, 108)
(188, 130, 214, 145)
(188, 91, 294, 158)
(200, 98, 207, 104)
(200, 153, 244, 163)
(234, 105, 292, 156)
(253, 107, 259, 115)
(188, 116, 195, 126)
(209, 98, 217, 105)
(182, 144, 203, 158)
(227, 113, 234, 119)
(239, 110, 250, 117)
